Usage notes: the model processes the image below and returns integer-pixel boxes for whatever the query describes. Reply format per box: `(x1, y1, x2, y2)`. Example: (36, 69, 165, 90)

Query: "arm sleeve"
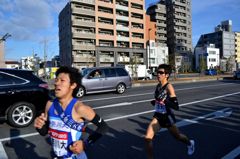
(165, 97, 179, 110)
(36, 120, 49, 136)
(84, 114, 109, 147)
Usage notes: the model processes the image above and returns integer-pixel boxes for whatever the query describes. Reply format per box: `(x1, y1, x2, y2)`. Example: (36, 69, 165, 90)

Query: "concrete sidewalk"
(132, 74, 233, 87)
(46, 74, 233, 89)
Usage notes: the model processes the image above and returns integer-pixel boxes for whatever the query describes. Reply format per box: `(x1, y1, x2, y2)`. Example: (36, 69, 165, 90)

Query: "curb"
(132, 76, 230, 87)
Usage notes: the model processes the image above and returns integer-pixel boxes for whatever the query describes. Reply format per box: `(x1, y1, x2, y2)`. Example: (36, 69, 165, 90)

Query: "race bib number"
(155, 102, 167, 114)
(49, 128, 68, 157)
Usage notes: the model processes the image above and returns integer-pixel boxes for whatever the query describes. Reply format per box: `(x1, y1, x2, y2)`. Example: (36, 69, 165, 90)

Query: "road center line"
(0, 91, 239, 142)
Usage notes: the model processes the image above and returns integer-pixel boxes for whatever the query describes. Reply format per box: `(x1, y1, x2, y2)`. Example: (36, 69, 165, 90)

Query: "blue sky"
(0, 0, 240, 61)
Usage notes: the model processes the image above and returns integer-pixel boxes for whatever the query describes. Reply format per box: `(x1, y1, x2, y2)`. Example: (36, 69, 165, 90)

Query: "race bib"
(155, 102, 167, 114)
(49, 128, 68, 156)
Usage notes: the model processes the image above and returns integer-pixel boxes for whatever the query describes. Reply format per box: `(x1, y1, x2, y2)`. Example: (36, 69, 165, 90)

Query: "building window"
(209, 58, 216, 62)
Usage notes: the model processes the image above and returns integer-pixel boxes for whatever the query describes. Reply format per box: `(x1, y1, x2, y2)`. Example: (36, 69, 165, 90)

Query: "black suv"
(0, 68, 50, 127)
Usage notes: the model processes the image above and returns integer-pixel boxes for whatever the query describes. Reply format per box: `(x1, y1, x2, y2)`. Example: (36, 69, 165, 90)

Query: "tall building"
(235, 32, 240, 68)
(145, 14, 168, 71)
(59, 0, 146, 69)
(215, 20, 232, 32)
(147, 0, 192, 71)
(196, 20, 236, 71)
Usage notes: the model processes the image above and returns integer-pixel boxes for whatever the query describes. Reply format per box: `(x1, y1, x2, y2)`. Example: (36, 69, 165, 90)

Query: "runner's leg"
(168, 124, 191, 145)
(144, 118, 161, 159)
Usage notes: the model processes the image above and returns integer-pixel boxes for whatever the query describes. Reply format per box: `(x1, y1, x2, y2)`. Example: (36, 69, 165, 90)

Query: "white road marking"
(82, 83, 234, 102)
(0, 132, 39, 142)
(1, 91, 239, 142)
(221, 145, 240, 159)
(0, 90, 239, 158)
(159, 108, 232, 132)
(94, 91, 240, 110)
(0, 142, 8, 159)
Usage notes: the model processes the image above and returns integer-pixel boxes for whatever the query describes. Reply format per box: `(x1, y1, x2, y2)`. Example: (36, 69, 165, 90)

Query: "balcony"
(116, 4, 129, 11)
(156, 35, 167, 40)
(99, 56, 114, 62)
(98, 0, 114, 8)
(72, 32, 95, 39)
(72, 8, 95, 16)
(131, 17, 143, 24)
(156, 22, 166, 27)
(131, 37, 144, 43)
(73, 55, 96, 62)
(72, 44, 95, 50)
(131, 28, 144, 33)
(116, 15, 129, 21)
(117, 36, 129, 41)
(98, 12, 114, 19)
(72, 0, 95, 5)
(118, 56, 130, 62)
(98, 34, 114, 41)
(156, 29, 166, 34)
(72, 20, 95, 27)
(156, 15, 166, 21)
(116, 25, 129, 31)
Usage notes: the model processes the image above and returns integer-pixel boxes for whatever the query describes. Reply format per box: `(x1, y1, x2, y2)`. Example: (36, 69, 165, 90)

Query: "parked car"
(0, 68, 51, 127)
(205, 69, 217, 75)
(233, 70, 240, 79)
(77, 67, 132, 97)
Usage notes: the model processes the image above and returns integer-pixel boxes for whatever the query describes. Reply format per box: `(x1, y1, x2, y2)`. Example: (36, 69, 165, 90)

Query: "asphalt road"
(0, 80, 240, 159)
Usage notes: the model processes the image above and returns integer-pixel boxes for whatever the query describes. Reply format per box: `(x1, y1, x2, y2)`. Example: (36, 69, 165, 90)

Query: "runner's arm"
(34, 101, 52, 136)
(76, 102, 109, 148)
(84, 114, 108, 147)
(165, 84, 179, 110)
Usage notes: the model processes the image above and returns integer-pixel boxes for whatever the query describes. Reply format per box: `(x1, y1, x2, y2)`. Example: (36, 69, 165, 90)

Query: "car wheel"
(76, 86, 85, 98)
(7, 102, 36, 128)
(116, 83, 126, 94)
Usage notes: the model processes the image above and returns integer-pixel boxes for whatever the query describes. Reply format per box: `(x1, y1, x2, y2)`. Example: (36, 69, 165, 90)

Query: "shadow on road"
(5, 128, 47, 159)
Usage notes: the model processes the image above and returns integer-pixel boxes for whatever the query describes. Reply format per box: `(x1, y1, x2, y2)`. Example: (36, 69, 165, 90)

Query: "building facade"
(235, 32, 240, 69)
(146, 0, 192, 71)
(59, 0, 147, 70)
(195, 44, 220, 71)
(196, 20, 236, 71)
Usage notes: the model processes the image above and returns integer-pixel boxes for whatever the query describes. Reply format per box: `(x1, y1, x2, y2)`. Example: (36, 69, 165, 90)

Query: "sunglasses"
(157, 71, 165, 74)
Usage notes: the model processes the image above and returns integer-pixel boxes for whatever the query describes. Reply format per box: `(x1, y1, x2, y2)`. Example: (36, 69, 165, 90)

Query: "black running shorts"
(153, 112, 176, 128)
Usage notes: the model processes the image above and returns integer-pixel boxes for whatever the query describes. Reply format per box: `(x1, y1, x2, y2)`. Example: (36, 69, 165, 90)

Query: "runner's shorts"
(153, 112, 176, 128)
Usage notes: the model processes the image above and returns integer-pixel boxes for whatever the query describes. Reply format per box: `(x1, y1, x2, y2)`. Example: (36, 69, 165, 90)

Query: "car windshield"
(81, 68, 94, 76)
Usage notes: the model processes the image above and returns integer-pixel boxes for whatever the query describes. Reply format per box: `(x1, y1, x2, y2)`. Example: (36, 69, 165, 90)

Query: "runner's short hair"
(56, 66, 82, 97)
(158, 64, 172, 77)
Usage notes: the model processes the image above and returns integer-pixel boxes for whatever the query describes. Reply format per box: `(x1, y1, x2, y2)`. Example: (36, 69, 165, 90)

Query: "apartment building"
(235, 32, 240, 68)
(146, 0, 192, 71)
(59, 0, 146, 69)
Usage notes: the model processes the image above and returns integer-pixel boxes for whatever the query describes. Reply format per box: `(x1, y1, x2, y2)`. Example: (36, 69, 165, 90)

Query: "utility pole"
(0, 33, 11, 68)
(148, 28, 152, 70)
(43, 39, 47, 79)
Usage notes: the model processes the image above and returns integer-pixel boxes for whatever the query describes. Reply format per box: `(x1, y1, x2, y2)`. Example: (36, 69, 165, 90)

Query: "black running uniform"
(153, 83, 176, 128)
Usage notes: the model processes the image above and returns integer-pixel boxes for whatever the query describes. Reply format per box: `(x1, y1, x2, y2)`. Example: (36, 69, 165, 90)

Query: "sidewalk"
(132, 74, 233, 87)
(46, 74, 233, 89)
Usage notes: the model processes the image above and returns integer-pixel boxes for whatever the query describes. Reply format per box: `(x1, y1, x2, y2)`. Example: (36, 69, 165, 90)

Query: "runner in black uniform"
(144, 64, 195, 159)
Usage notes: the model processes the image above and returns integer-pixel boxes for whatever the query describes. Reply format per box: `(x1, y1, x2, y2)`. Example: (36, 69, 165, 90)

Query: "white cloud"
(0, 0, 68, 42)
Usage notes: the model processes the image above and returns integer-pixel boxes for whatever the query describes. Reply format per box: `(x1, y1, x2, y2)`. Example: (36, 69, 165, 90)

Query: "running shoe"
(187, 140, 195, 155)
